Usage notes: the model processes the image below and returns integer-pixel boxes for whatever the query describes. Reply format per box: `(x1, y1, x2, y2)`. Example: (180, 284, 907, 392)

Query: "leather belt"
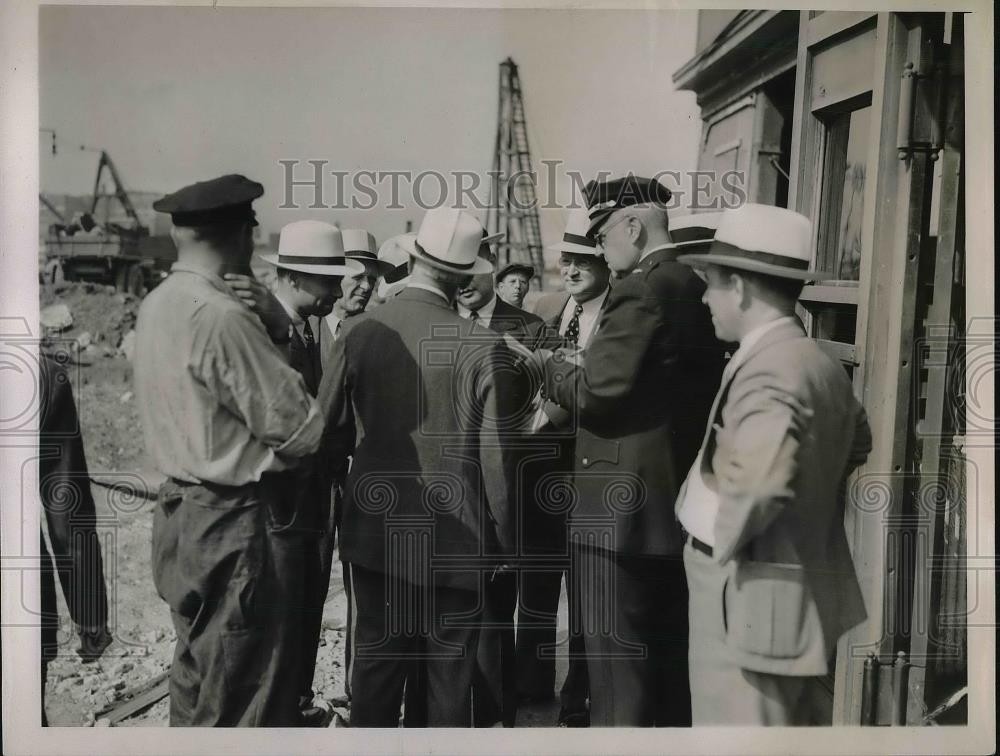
(687, 535, 714, 558)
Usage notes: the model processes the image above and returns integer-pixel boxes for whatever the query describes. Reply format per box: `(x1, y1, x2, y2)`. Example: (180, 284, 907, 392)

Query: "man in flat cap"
(135, 175, 324, 726)
(318, 208, 519, 726)
(520, 176, 726, 726)
(676, 204, 871, 725)
(495, 261, 535, 310)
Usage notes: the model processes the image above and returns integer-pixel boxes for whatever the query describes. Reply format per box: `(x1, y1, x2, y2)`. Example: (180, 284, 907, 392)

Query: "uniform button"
(582, 457, 590, 466)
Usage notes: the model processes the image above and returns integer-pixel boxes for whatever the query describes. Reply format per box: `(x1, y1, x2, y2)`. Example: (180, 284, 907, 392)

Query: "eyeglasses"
(593, 213, 633, 248)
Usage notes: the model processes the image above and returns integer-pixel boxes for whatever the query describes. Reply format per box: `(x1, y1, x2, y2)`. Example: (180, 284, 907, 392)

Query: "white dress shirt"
(456, 293, 498, 323)
(676, 315, 798, 546)
(557, 287, 610, 349)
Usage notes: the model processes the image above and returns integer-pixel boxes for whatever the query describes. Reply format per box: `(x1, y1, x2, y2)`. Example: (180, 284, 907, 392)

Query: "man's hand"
(77, 625, 113, 663)
(224, 273, 292, 341)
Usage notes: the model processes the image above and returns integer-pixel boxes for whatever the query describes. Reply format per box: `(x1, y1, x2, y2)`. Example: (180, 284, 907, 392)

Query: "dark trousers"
(347, 563, 481, 727)
(298, 485, 338, 704)
(515, 565, 589, 713)
(152, 476, 304, 726)
(472, 570, 519, 727)
(574, 544, 691, 727)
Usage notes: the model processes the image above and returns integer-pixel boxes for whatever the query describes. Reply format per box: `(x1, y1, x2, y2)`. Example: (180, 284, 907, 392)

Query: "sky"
(39, 5, 703, 250)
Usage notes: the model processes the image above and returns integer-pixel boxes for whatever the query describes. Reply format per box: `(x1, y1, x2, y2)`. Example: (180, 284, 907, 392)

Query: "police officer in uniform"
(520, 176, 726, 726)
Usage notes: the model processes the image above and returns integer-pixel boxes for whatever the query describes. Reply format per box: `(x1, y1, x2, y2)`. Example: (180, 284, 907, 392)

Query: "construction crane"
(486, 58, 545, 285)
(41, 146, 175, 294)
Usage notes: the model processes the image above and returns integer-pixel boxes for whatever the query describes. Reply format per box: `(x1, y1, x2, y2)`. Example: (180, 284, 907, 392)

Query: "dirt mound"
(41, 281, 142, 349)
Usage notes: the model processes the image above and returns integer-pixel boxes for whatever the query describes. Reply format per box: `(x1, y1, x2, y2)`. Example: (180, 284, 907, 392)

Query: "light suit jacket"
(686, 318, 872, 675)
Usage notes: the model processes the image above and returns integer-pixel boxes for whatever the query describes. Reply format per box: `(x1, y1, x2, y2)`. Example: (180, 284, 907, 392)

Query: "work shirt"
(675, 315, 798, 546)
(133, 263, 323, 486)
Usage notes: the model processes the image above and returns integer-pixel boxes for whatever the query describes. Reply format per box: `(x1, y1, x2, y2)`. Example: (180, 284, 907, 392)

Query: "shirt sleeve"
(196, 306, 323, 458)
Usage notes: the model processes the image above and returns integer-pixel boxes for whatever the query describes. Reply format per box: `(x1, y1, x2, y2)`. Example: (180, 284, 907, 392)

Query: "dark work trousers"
(472, 569, 519, 727)
(348, 563, 481, 727)
(152, 474, 305, 726)
(515, 564, 590, 713)
(298, 479, 338, 706)
(573, 543, 691, 727)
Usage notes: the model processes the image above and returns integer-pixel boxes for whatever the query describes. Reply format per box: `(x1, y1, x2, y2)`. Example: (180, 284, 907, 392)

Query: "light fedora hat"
(669, 212, 722, 250)
(342, 228, 396, 277)
(262, 220, 365, 276)
(678, 203, 833, 280)
(412, 207, 494, 275)
(376, 233, 416, 298)
(547, 205, 603, 257)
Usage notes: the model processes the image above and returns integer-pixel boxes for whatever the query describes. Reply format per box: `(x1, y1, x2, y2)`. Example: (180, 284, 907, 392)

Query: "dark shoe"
(557, 708, 590, 727)
(300, 704, 333, 727)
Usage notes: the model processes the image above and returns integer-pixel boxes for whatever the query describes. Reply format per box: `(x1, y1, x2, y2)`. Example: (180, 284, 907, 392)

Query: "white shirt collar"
(406, 281, 451, 304)
(457, 293, 498, 322)
(729, 315, 798, 372)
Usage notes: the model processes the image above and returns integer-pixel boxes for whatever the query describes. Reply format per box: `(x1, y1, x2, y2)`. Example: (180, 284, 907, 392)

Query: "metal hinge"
(896, 61, 946, 161)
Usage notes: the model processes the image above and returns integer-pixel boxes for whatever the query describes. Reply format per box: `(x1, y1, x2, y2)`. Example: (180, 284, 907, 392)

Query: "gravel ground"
(40, 281, 568, 728)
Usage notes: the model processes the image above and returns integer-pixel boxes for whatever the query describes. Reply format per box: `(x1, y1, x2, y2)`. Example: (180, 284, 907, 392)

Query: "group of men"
(125, 171, 872, 728)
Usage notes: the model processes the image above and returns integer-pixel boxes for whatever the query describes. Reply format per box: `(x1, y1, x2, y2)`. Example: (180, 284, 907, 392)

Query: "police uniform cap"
(153, 174, 264, 227)
(584, 175, 672, 236)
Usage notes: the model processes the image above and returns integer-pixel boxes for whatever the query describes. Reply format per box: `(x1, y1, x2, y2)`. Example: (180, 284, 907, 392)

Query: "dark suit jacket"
(288, 322, 322, 397)
(38, 355, 109, 662)
(543, 246, 726, 557)
(486, 296, 544, 345)
(692, 318, 870, 675)
(531, 291, 571, 323)
(318, 287, 519, 591)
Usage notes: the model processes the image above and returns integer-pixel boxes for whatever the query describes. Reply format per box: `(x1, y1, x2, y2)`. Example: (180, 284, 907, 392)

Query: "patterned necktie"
(301, 318, 316, 353)
(564, 303, 584, 346)
(470, 309, 480, 324)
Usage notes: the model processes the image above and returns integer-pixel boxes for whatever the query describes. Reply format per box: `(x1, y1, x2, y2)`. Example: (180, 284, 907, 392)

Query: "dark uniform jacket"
(318, 287, 519, 592)
(38, 354, 109, 662)
(543, 246, 726, 556)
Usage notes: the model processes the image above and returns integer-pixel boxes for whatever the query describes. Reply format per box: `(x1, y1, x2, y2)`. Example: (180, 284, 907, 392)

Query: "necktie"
(564, 303, 584, 346)
(470, 309, 480, 324)
(301, 318, 316, 350)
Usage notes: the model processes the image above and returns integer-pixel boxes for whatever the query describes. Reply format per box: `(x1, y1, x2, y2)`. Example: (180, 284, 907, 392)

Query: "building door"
(787, 11, 951, 724)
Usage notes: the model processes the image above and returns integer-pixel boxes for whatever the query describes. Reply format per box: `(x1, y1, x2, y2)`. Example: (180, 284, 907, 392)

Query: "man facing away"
(675, 203, 871, 725)
(521, 176, 726, 726)
(134, 175, 324, 726)
(318, 207, 519, 726)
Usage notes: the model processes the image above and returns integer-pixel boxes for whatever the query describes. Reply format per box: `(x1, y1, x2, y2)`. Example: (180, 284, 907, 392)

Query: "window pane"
(817, 105, 871, 281)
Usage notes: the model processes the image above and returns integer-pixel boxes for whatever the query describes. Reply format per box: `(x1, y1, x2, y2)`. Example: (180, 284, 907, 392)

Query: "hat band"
(708, 240, 810, 270)
(346, 250, 379, 259)
(562, 232, 597, 248)
(413, 240, 476, 270)
(278, 254, 349, 266)
(670, 226, 715, 245)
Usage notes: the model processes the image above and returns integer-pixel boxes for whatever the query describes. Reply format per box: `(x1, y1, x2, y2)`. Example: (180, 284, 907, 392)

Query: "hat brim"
(676, 253, 836, 281)
(345, 253, 397, 278)
(377, 276, 411, 299)
(260, 253, 366, 277)
(547, 241, 603, 257)
(409, 245, 494, 276)
(482, 232, 505, 244)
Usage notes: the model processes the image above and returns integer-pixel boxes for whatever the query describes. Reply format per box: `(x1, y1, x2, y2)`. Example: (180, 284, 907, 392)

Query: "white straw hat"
(262, 220, 364, 276)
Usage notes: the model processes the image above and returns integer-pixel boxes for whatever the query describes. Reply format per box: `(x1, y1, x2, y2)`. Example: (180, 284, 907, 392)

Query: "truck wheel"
(116, 264, 146, 297)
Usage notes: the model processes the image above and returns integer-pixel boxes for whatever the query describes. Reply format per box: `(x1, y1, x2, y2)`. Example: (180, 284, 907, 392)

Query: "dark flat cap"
(584, 175, 672, 236)
(153, 174, 263, 227)
(495, 261, 535, 280)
